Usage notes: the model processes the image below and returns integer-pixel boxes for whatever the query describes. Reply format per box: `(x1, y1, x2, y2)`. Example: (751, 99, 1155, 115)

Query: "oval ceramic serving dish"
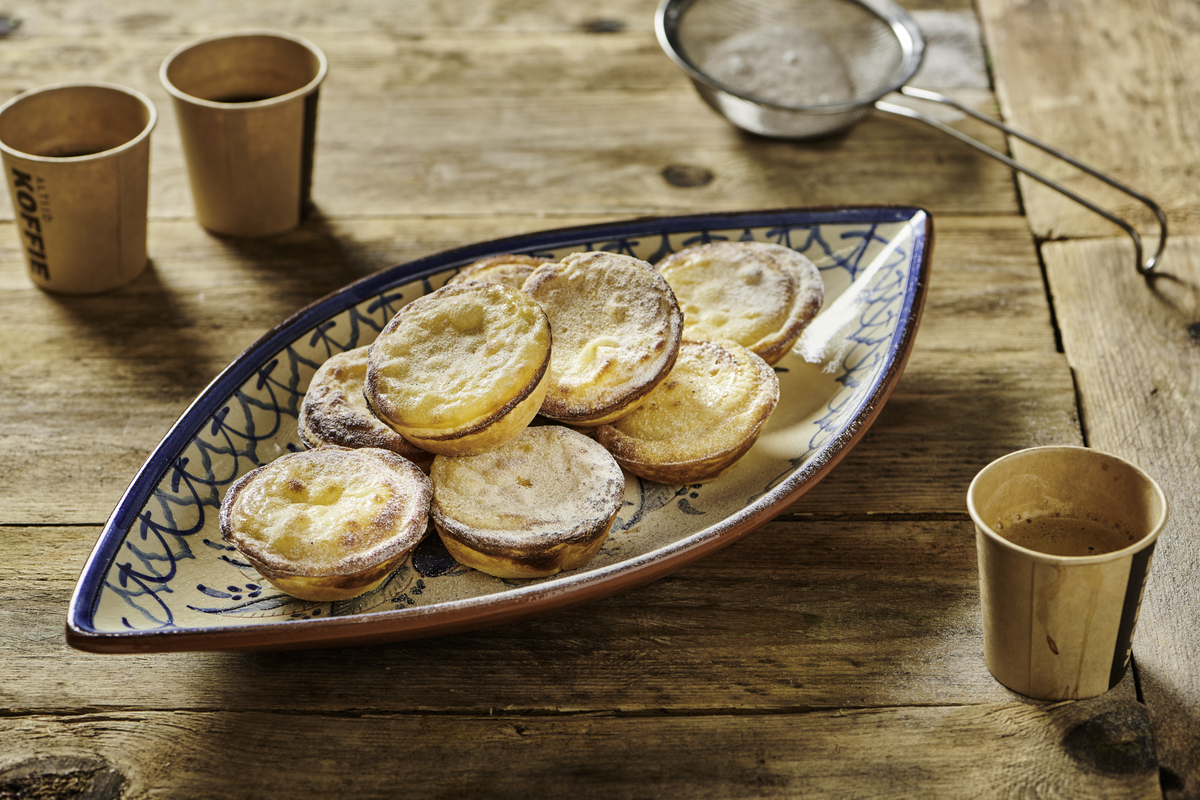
(67, 206, 932, 653)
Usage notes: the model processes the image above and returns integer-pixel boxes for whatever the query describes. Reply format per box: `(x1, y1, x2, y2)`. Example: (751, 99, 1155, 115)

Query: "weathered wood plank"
(0, 691, 1159, 799)
(0, 507, 1161, 795)
(4, 87, 1017, 222)
(1, 24, 1017, 222)
(15, 0, 979, 38)
(1045, 233, 1200, 799)
(978, 0, 1197, 241)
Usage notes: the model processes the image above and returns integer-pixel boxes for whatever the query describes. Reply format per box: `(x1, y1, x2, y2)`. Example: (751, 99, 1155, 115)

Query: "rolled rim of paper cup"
(967, 445, 1168, 565)
(0, 82, 157, 163)
(159, 29, 328, 110)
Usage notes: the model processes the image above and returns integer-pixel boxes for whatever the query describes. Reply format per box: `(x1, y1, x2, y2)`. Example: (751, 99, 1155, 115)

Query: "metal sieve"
(656, 0, 1168, 277)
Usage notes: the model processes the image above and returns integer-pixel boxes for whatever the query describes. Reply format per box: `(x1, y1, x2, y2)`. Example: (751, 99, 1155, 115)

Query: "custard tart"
(523, 251, 683, 425)
(364, 281, 552, 456)
(298, 346, 434, 472)
(655, 241, 824, 365)
(446, 253, 550, 291)
(594, 338, 779, 484)
(429, 425, 625, 579)
(219, 446, 432, 602)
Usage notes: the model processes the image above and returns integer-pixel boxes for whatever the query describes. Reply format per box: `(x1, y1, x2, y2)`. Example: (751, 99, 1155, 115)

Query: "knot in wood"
(0, 754, 125, 799)
(662, 164, 714, 188)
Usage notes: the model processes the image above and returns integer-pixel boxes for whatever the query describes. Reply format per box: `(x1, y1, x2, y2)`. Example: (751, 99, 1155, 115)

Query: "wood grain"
(0, 23, 1018, 223)
(16, 0, 978, 39)
(980, 0, 1199, 792)
(1, 0, 1185, 794)
(5, 518, 1000, 711)
(1045, 234, 1200, 799)
(978, 0, 1197, 242)
(0, 516, 1161, 800)
(0, 695, 1160, 799)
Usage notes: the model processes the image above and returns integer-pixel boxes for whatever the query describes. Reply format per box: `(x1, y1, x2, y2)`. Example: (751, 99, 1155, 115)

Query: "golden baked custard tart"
(524, 251, 683, 426)
(655, 241, 824, 365)
(429, 425, 625, 579)
(594, 338, 779, 484)
(219, 446, 433, 602)
(446, 253, 550, 290)
(298, 346, 434, 472)
(365, 281, 551, 456)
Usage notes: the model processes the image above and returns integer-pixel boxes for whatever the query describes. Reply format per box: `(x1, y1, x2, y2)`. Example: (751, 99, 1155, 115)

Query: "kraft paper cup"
(968, 446, 1167, 701)
(0, 82, 156, 294)
(160, 30, 327, 237)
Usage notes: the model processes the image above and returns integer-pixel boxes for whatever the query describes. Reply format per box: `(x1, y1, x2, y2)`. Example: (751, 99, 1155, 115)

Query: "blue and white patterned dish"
(67, 206, 932, 653)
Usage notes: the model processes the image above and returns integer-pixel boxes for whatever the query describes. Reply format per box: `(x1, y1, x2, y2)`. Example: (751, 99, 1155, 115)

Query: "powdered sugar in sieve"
(701, 25, 853, 107)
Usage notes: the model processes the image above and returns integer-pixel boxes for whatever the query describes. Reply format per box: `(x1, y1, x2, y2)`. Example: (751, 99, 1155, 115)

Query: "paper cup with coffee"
(0, 82, 156, 294)
(968, 446, 1167, 701)
(160, 30, 327, 237)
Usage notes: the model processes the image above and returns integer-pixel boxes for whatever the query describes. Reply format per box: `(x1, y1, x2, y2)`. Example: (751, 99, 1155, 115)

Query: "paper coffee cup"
(160, 30, 327, 237)
(968, 446, 1167, 701)
(0, 82, 156, 294)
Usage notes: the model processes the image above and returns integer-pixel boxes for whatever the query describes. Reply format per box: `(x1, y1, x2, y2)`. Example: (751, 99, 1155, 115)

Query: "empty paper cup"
(0, 82, 156, 294)
(968, 446, 1167, 701)
(160, 30, 327, 237)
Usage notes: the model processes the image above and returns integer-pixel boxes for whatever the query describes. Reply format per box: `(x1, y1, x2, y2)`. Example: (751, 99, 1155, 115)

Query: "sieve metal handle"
(876, 86, 1168, 279)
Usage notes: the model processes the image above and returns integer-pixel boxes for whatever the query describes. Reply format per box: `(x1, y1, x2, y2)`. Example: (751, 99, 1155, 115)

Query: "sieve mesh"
(659, 0, 923, 138)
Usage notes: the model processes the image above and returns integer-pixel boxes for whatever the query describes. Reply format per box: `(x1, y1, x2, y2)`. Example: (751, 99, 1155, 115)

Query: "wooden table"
(2, 0, 1197, 796)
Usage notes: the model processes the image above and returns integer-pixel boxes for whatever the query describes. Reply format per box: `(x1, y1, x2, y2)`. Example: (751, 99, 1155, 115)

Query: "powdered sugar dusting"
(431, 426, 624, 542)
(526, 251, 683, 419)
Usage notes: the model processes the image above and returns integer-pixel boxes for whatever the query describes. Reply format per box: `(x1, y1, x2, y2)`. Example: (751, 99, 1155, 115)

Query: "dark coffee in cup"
(996, 514, 1138, 557)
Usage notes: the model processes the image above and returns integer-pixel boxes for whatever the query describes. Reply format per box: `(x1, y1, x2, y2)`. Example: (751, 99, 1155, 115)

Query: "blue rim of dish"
(66, 205, 933, 652)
